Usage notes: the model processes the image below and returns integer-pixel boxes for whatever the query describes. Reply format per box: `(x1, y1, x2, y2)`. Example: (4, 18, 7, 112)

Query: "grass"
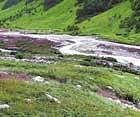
(79, 0, 140, 45)
(0, 0, 139, 45)
(9, 0, 77, 31)
(15, 40, 61, 56)
(0, 1, 139, 116)
(0, 59, 140, 116)
(0, 59, 140, 101)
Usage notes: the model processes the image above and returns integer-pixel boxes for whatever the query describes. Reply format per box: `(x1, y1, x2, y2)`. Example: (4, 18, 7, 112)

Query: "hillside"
(0, 0, 140, 116)
(0, 0, 139, 45)
(79, 1, 134, 44)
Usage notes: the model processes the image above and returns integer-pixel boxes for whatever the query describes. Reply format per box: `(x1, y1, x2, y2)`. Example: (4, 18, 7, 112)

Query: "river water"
(0, 31, 140, 66)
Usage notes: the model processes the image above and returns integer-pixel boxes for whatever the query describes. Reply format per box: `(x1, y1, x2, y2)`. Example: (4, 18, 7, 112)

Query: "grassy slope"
(79, 0, 140, 45)
(0, 1, 25, 20)
(0, 60, 140, 116)
(0, 0, 139, 45)
(0, 0, 5, 9)
(10, 0, 77, 31)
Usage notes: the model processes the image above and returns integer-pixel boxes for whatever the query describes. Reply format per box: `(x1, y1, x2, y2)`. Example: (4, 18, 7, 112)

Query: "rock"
(76, 85, 82, 90)
(106, 86, 113, 90)
(45, 93, 61, 104)
(136, 103, 140, 109)
(134, 77, 139, 80)
(108, 62, 113, 67)
(32, 76, 44, 82)
(107, 98, 140, 112)
(24, 98, 33, 104)
(74, 65, 83, 68)
(0, 104, 10, 109)
(44, 81, 50, 84)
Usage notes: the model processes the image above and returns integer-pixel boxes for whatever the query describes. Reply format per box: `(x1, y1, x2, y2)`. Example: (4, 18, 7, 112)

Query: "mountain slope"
(79, 0, 140, 45)
(7, 0, 77, 31)
(0, 0, 139, 45)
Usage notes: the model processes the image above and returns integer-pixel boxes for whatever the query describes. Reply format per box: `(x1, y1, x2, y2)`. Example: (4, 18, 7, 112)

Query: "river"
(0, 31, 140, 66)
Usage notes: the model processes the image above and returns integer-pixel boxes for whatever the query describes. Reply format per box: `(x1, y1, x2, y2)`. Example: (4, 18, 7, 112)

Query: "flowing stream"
(0, 31, 140, 66)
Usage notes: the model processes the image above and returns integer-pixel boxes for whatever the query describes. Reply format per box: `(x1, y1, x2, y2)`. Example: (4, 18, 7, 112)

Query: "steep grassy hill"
(0, 0, 139, 44)
(10, 0, 77, 31)
(80, 0, 140, 45)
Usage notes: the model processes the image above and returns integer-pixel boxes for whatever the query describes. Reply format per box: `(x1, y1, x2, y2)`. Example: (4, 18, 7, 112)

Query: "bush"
(15, 53, 24, 59)
(66, 25, 80, 35)
(76, 0, 122, 21)
(120, 0, 140, 33)
(2, 0, 20, 10)
(44, 0, 63, 10)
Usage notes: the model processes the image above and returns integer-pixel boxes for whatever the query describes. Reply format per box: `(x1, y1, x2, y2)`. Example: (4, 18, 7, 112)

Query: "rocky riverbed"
(0, 31, 140, 67)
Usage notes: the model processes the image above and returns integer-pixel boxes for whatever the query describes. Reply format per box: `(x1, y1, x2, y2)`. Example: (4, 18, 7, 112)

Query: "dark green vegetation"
(76, 0, 122, 21)
(44, 0, 63, 10)
(0, 0, 139, 44)
(15, 40, 61, 56)
(0, 35, 62, 58)
(120, 0, 140, 33)
(2, 0, 20, 10)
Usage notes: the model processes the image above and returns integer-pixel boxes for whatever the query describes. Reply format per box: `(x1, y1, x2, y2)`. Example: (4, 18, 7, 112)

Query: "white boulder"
(32, 76, 44, 82)
(45, 93, 61, 104)
(0, 104, 10, 109)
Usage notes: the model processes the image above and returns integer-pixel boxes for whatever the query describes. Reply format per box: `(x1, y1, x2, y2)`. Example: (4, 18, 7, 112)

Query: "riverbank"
(0, 30, 140, 67)
(0, 30, 140, 116)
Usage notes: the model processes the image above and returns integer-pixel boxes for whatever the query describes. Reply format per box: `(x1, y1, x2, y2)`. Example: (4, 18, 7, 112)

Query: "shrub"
(76, 0, 122, 21)
(120, 0, 140, 33)
(66, 25, 80, 35)
(2, 0, 20, 10)
(15, 53, 24, 59)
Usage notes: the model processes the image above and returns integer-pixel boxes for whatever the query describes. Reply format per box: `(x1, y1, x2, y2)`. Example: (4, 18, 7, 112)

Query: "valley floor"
(0, 30, 140, 116)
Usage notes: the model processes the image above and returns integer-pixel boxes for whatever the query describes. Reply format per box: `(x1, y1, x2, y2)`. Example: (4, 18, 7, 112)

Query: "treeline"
(2, 0, 20, 10)
(2, 0, 34, 10)
(0, 1, 42, 27)
(44, 0, 63, 10)
(76, 0, 122, 22)
(120, 0, 140, 33)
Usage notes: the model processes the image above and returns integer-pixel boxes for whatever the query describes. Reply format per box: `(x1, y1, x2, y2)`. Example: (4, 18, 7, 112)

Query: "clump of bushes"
(66, 24, 80, 35)
(76, 0, 122, 22)
(120, 0, 140, 33)
(44, 0, 63, 10)
(15, 53, 24, 59)
(2, 0, 20, 10)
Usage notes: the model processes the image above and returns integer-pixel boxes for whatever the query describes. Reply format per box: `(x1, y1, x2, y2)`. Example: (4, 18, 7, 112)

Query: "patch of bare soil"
(0, 34, 59, 50)
(97, 87, 140, 111)
(0, 71, 30, 81)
